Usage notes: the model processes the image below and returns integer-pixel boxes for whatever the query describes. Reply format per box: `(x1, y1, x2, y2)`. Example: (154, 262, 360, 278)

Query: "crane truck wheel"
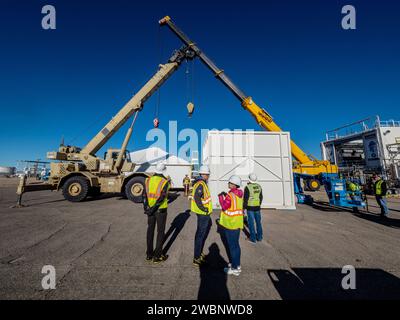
(125, 176, 145, 203)
(307, 179, 321, 191)
(62, 176, 90, 202)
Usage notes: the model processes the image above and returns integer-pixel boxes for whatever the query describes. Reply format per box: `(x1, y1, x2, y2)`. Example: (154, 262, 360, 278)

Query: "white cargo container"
(202, 131, 295, 210)
(130, 147, 192, 189)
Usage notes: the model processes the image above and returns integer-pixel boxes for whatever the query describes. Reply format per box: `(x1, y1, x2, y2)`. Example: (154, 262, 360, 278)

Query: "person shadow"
(198, 243, 230, 300)
(163, 210, 191, 254)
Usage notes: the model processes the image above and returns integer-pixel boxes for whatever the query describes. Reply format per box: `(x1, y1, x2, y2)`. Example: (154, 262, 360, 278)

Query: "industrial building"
(321, 116, 400, 189)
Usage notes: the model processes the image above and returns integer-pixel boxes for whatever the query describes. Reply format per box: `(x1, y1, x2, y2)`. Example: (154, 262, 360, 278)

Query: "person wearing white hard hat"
(143, 162, 170, 264)
(218, 175, 244, 276)
(244, 173, 263, 243)
(191, 165, 213, 267)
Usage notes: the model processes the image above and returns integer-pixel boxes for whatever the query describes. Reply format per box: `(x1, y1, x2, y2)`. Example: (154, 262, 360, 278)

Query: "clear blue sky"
(0, 0, 399, 167)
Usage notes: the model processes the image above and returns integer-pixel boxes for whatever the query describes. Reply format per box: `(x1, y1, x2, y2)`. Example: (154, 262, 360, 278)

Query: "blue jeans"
(376, 196, 389, 215)
(247, 210, 263, 242)
(194, 214, 212, 258)
(224, 228, 241, 269)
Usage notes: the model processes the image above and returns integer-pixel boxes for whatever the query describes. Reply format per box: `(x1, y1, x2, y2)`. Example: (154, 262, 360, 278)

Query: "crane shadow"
(162, 210, 191, 254)
(311, 201, 356, 213)
(366, 203, 400, 213)
(198, 243, 230, 300)
(268, 268, 400, 300)
(353, 212, 400, 229)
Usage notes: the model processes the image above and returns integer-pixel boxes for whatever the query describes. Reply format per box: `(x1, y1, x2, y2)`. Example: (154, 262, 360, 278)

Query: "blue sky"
(0, 0, 399, 167)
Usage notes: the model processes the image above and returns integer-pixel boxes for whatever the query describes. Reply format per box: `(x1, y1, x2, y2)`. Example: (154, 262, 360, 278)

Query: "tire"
(62, 176, 90, 202)
(307, 179, 321, 192)
(125, 176, 146, 203)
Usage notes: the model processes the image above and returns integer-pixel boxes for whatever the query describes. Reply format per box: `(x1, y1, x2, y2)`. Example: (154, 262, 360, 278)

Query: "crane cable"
(130, 110, 139, 130)
(185, 58, 196, 117)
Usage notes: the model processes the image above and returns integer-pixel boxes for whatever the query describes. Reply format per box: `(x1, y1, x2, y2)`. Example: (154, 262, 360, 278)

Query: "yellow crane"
(159, 16, 338, 191)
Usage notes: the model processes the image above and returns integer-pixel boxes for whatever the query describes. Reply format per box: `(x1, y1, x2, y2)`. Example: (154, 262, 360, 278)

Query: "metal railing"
(325, 116, 400, 141)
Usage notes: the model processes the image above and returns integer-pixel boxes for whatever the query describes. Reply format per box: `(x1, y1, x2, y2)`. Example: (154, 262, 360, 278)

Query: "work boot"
(193, 257, 204, 267)
(152, 254, 168, 264)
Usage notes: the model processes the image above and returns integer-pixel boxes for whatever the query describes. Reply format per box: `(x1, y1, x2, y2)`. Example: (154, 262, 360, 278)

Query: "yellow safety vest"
(191, 180, 212, 215)
(247, 183, 262, 207)
(145, 175, 169, 209)
(375, 180, 385, 196)
(219, 191, 244, 230)
(347, 182, 359, 192)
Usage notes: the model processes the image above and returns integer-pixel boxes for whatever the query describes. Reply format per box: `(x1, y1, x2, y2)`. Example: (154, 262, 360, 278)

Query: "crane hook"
(187, 102, 194, 118)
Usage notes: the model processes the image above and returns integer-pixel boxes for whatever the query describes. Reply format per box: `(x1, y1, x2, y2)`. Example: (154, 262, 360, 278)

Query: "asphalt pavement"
(1, 177, 399, 299)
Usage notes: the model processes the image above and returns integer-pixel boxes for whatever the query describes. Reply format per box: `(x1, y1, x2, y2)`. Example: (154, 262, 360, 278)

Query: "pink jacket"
(218, 188, 244, 211)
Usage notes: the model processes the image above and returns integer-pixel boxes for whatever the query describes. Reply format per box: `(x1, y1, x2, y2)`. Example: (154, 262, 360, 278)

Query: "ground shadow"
(163, 210, 191, 254)
(23, 198, 66, 206)
(353, 212, 400, 229)
(311, 201, 356, 213)
(268, 268, 400, 300)
(366, 203, 400, 213)
(87, 193, 120, 201)
(198, 243, 230, 300)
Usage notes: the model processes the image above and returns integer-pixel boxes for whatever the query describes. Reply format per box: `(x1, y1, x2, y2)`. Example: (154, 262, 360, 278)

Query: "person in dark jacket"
(243, 173, 263, 243)
(372, 174, 389, 218)
(143, 163, 170, 264)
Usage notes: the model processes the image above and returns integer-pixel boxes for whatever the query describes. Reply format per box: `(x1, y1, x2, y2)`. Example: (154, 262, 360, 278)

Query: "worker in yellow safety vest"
(218, 175, 244, 276)
(243, 173, 264, 243)
(183, 174, 191, 197)
(346, 180, 360, 200)
(143, 162, 170, 264)
(372, 174, 389, 218)
(191, 165, 213, 267)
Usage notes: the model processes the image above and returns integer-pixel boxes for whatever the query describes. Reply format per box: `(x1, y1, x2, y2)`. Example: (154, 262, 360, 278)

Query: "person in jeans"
(191, 165, 213, 266)
(243, 173, 263, 243)
(142, 163, 170, 264)
(218, 175, 244, 276)
(372, 174, 389, 218)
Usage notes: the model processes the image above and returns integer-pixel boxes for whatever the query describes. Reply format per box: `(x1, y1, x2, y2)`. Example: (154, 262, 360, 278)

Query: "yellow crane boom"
(159, 16, 338, 176)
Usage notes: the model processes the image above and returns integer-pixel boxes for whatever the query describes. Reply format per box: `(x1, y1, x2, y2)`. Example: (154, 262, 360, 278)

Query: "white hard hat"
(199, 165, 210, 175)
(249, 173, 257, 183)
(229, 175, 242, 187)
(155, 162, 166, 174)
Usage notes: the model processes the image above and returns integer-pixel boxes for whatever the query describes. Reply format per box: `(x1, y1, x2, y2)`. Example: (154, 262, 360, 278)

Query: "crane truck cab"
(46, 143, 149, 203)
(103, 148, 134, 173)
